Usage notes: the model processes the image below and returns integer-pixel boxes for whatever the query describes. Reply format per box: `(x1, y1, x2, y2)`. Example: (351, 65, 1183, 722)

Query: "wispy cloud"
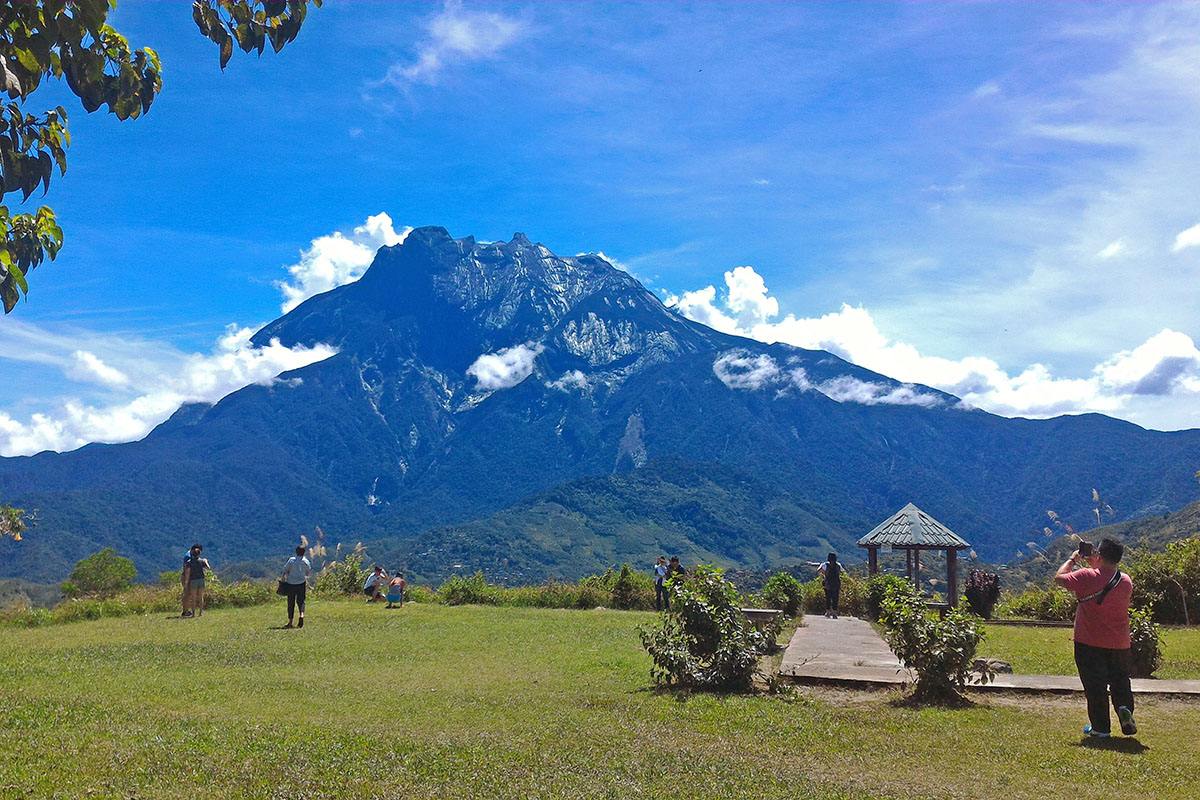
(381, 1, 526, 87)
(672, 265, 1200, 426)
(276, 213, 409, 313)
(0, 324, 336, 457)
(1173, 221, 1200, 252)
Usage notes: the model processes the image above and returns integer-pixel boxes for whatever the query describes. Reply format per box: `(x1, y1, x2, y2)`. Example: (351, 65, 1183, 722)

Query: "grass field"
(978, 624, 1200, 679)
(2, 602, 1200, 800)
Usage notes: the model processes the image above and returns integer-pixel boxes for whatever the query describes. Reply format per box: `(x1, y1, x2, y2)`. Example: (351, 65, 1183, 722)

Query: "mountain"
(1, 227, 1196, 583)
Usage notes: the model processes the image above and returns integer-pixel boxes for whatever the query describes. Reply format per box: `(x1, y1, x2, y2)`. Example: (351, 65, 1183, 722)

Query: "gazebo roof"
(856, 503, 970, 550)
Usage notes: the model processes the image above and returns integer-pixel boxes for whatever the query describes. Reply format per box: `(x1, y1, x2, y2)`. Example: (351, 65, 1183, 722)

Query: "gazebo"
(857, 503, 971, 607)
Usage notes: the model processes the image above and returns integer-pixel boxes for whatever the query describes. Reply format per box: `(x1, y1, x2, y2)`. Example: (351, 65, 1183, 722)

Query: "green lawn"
(979, 624, 1200, 680)
(2, 602, 1199, 799)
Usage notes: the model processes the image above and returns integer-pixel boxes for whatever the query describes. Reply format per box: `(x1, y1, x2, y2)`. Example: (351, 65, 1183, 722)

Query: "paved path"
(780, 615, 1200, 696)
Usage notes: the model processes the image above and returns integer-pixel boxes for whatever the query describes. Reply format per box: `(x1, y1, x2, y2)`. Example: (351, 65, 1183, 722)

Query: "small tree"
(758, 571, 803, 618)
(639, 565, 776, 691)
(1129, 606, 1163, 678)
(879, 582, 989, 704)
(61, 547, 136, 598)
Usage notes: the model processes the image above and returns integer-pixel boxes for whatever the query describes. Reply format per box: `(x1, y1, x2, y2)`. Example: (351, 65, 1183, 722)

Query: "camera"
(1078, 540, 1093, 557)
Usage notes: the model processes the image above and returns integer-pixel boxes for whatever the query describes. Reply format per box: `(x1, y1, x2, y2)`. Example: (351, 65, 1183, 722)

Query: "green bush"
(757, 572, 803, 618)
(313, 553, 369, 598)
(1129, 605, 1163, 678)
(879, 582, 987, 704)
(405, 585, 435, 604)
(1126, 539, 1200, 624)
(437, 571, 497, 606)
(996, 585, 1076, 621)
(580, 564, 655, 610)
(862, 574, 911, 622)
(61, 547, 137, 599)
(639, 565, 776, 691)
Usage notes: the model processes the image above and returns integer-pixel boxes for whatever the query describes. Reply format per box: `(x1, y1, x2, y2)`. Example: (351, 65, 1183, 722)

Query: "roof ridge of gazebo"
(856, 503, 970, 550)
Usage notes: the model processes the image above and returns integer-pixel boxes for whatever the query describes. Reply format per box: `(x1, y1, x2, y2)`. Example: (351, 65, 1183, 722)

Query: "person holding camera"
(1054, 538, 1136, 738)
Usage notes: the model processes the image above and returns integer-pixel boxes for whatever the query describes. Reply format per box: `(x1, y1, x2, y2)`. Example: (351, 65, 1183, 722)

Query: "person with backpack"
(281, 545, 311, 629)
(817, 553, 841, 619)
(1055, 538, 1137, 738)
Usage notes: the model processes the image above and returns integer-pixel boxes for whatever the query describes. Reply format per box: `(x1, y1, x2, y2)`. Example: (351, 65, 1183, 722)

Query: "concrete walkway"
(780, 615, 1200, 696)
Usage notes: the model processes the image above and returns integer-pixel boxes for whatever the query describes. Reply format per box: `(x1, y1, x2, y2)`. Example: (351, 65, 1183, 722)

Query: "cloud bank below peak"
(669, 266, 1200, 429)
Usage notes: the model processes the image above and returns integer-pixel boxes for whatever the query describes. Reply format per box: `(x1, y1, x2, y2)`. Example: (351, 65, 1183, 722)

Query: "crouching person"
(1054, 538, 1137, 738)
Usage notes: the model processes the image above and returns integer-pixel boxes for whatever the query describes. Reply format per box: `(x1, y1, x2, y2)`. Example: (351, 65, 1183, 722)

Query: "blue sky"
(1, 1, 1199, 455)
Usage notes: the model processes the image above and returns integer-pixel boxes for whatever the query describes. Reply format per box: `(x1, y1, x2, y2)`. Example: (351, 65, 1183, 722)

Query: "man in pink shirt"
(1054, 538, 1136, 739)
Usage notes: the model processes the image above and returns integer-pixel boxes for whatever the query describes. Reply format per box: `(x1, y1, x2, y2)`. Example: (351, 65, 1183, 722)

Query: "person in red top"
(1054, 538, 1136, 739)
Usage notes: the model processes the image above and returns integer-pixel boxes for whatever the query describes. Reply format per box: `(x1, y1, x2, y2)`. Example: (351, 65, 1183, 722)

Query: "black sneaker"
(1117, 706, 1137, 736)
(297, 617, 304, 629)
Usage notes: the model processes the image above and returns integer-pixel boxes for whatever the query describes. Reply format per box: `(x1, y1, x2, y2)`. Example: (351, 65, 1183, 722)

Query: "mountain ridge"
(1, 227, 1195, 583)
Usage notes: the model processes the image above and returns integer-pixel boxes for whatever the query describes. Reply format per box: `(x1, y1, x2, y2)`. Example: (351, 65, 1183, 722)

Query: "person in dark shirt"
(818, 553, 841, 619)
(182, 543, 212, 618)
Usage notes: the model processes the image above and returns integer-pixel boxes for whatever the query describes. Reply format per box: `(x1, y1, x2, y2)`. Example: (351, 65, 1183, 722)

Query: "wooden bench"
(740, 607, 784, 626)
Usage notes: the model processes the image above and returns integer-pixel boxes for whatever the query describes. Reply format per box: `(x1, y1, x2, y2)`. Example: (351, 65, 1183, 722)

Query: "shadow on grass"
(887, 692, 981, 710)
(1074, 737, 1149, 754)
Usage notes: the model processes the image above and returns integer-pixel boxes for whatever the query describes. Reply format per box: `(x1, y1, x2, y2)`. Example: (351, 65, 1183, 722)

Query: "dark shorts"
(189, 578, 206, 590)
(364, 586, 377, 596)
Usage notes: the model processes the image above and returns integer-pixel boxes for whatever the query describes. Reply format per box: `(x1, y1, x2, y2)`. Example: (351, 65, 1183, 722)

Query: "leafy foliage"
(0, 0, 317, 312)
(60, 546, 136, 598)
(639, 565, 776, 691)
(861, 574, 911, 622)
(1126, 538, 1200, 624)
(964, 568, 1001, 619)
(580, 563, 655, 610)
(437, 571, 497, 606)
(879, 581, 989, 704)
(1129, 605, 1163, 678)
(1, 502, 26, 540)
(312, 551, 368, 598)
(996, 584, 1077, 621)
(756, 571, 803, 618)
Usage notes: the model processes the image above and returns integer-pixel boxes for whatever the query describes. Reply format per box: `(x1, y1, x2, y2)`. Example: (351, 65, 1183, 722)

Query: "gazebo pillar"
(905, 549, 912, 580)
(913, 548, 921, 589)
(867, 546, 878, 575)
(947, 548, 958, 606)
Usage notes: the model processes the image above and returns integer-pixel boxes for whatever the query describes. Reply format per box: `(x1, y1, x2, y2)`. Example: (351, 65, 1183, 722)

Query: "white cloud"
(0, 324, 337, 457)
(711, 349, 942, 407)
(547, 369, 589, 392)
(467, 342, 544, 390)
(276, 213, 410, 313)
(382, 2, 525, 86)
(973, 81, 1001, 98)
(1096, 239, 1125, 259)
(673, 265, 1200, 425)
(66, 351, 129, 388)
(1173, 221, 1200, 252)
(712, 351, 779, 390)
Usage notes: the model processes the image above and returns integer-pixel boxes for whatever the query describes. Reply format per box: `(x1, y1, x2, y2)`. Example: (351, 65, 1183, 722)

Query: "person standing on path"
(281, 545, 311, 629)
(653, 556, 669, 611)
(182, 543, 211, 618)
(818, 553, 841, 619)
(1054, 538, 1137, 739)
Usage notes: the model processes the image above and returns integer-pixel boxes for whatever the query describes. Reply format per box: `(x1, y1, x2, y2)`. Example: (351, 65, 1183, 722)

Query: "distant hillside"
(1001, 497, 1200, 589)
(0, 578, 60, 610)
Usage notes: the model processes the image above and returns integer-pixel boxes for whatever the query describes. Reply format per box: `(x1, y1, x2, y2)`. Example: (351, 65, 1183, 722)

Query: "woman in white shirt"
(281, 545, 311, 628)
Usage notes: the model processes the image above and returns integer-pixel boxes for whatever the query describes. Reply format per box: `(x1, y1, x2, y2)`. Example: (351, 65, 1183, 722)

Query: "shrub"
(862, 574, 910, 622)
(1129, 605, 1163, 678)
(964, 569, 1001, 619)
(61, 548, 137, 599)
(757, 572, 803, 618)
(437, 571, 497, 606)
(996, 585, 1076, 621)
(405, 585, 435, 604)
(879, 582, 988, 704)
(314, 553, 369, 598)
(1126, 539, 1200, 624)
(581, 565, 655, 610)
(639, 565, 775, 691)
